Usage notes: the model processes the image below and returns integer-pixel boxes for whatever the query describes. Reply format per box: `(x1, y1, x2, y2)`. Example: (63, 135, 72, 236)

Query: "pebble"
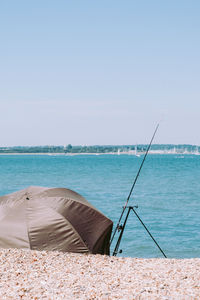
(0, 249, 199, 299)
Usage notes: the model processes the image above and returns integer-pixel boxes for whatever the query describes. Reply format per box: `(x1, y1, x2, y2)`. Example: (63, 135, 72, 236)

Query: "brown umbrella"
(0, 186, 113, 255)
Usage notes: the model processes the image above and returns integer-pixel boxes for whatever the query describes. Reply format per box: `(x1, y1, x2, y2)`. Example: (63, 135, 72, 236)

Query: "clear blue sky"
(0, 1, 199, 146)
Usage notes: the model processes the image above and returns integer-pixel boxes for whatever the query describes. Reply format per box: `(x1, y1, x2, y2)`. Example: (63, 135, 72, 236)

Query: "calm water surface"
(0, 154, 199, 258)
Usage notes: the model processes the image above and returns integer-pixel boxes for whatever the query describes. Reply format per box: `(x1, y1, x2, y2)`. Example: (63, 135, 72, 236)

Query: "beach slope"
(0, 249, 199, 299)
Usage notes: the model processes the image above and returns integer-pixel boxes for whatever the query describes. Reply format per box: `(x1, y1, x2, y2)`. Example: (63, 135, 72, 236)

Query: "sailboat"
(194, 146, 200, 155)
(135, 145, 140, 157)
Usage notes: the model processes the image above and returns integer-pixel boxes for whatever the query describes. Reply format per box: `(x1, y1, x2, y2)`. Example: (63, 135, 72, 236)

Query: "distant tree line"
(0, 144, 199, 154)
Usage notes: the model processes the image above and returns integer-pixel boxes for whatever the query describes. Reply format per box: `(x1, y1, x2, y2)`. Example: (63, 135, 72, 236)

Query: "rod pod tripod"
(112, 206, 167, 258)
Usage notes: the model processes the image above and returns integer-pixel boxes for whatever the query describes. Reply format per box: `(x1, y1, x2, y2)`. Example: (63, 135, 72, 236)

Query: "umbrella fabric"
(0, 186, 113, 255)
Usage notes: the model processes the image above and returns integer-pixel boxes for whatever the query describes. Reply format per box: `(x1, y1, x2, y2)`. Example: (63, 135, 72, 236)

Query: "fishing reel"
(117, 205, 138, 232)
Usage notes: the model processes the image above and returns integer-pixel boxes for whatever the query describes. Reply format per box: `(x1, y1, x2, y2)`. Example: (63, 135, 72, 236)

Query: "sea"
(0, 154, 199, 259)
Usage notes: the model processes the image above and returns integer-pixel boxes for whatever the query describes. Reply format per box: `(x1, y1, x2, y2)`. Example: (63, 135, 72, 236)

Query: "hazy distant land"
(0, 144, 199, 155)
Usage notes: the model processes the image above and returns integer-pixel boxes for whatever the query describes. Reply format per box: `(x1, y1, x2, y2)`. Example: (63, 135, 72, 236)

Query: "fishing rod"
(110, 123, 159, 246)
(111, 122, 167, 258)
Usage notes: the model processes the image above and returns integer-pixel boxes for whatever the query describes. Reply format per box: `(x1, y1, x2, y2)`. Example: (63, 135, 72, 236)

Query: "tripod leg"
(112, 207, 132, 256)
(131, 207, 167, 258)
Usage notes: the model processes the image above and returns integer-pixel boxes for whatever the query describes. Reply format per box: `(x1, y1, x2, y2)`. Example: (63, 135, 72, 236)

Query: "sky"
(0, 1, 200, 146)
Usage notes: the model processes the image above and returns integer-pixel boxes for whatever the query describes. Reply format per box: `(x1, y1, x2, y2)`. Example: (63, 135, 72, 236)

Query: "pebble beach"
(0, 249, 199, 299)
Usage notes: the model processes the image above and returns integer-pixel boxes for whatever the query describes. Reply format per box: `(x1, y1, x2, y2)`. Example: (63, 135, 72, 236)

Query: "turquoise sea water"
(0, 154, 199, 258)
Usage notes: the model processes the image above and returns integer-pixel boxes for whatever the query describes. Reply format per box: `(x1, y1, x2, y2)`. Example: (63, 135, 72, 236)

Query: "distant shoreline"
(1, 144, 199, 156)
(0, 151, 199, 156)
